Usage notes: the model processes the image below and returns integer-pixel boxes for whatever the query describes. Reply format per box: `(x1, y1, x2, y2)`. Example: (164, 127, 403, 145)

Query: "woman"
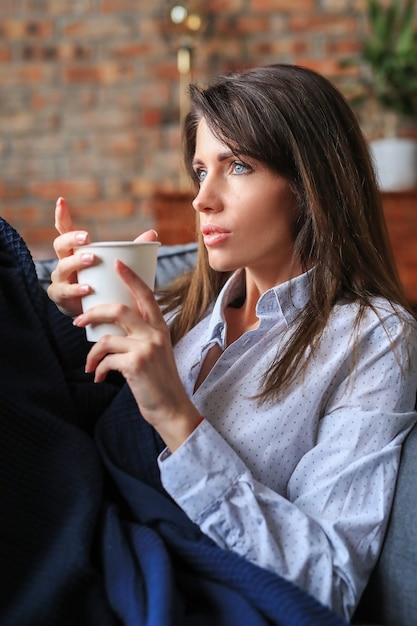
(48, 64, 417, 620)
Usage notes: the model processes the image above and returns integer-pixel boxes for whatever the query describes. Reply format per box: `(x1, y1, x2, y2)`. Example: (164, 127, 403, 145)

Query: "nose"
(192, 178, 222, 214)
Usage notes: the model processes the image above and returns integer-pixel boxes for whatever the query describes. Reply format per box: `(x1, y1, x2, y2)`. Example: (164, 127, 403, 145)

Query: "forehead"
(194, 118, 238, 161)
(195, 118, 224, 148)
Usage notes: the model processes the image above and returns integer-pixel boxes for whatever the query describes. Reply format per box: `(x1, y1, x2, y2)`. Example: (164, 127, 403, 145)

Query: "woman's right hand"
(47, 197, 159, 317)
(47, 197, 94, 317)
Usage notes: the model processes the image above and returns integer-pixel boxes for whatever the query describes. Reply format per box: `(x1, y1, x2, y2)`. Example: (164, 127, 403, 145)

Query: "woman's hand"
(47, 197, 159, 317)
(73, 260, 202, 452)
(47, 197, 92, 316)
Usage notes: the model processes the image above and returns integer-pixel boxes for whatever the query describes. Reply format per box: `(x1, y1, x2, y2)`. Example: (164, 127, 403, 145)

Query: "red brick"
(22, 0, 94, 15)
(22, 223, 58, 258)
(208, 0, 245, 10)
(100, 0, 154, 12)
(140, 109, 163, 127)
(321, 0, 353, 10)
(0, 19, 54, 40)
(1, 204, 42, 227)
(290, 14, 358, 34)
(0, 182, 28, 200)
(63, 63, 135, 84)
(30, 90, 65, 110)
(71, 198, 135, 220)
(0, 65, 43, 84)
(20, 224, 57, 243)
(28, 180, 100, 201)
(154, 62, 181, 81)
(325, 39, 362, 57)
(20, 42, 93, 62)
(250, 0, 315, 10)
(94, 131, 139, 156)
(63, 17, 133, 40)
(2, 111, 34, 133)
(0, 46, 12, 61)
(110, 42, 153, 59)
(236, 16, 272, 34)
(297, 57, 351, 78)
(129, 177, 159, 199)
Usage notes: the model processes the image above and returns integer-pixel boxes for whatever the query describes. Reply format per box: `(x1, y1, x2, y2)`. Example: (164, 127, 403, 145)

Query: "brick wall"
(0, 0, 401, 257)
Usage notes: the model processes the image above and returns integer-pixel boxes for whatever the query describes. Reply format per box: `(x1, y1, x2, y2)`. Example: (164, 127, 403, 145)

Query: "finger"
(93, 350, 140, 384)
(84, 335, 131, 380)
(51, 250, 95, 286)
(48, 247, 95, 312)
(55, 197, 77, 235)
(54, 197, 91, 259)
(73, 303, 143, 337)
(53, 229, 91, 260)
(133, 229, 159, 243)
(115, 260, 163, 325)
(48, 279, 91, 304)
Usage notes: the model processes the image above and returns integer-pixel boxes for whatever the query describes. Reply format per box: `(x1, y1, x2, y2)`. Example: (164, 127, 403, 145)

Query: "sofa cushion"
(153, 242, 197, 287)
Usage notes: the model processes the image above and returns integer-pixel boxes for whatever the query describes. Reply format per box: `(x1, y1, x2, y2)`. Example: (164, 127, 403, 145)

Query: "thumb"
(133, 229, 159, 243)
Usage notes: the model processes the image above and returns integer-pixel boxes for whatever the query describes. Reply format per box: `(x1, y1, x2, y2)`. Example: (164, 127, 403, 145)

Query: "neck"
(224, 278, 260, 345)
(224, 261, 307, 345)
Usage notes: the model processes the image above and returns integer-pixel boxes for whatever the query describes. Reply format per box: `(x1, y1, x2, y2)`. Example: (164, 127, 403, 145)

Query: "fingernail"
(79, 284, 90, 295)
(75, 231, 88, 244)
(151, 229, 159, 238)
(73, 315, 82, 326)
(80, 252, 94, 264)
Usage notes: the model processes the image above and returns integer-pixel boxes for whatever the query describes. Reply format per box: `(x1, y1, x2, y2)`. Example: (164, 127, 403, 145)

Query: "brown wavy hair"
(158, 64, 413, 400)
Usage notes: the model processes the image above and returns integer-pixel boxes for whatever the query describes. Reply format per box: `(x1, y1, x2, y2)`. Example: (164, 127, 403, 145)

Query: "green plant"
(346, 0, 417, 120)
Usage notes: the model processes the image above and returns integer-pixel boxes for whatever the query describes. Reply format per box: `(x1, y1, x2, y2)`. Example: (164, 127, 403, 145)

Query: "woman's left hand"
(73, 260, 202, 452)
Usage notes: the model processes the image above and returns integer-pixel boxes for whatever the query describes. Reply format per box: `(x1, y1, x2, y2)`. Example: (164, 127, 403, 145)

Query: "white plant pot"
(370, 137, 417, 191)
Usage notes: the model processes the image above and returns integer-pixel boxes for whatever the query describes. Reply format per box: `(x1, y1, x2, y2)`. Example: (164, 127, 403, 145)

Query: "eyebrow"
(192, 150, 236, 167)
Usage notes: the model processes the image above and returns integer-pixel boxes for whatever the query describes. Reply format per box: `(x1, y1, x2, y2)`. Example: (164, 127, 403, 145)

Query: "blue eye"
(233, 161, 251, 175)
(194, 169, 207, 182)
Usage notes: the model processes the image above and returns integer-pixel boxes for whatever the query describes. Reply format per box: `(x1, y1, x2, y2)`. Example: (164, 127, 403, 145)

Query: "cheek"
(260, 205, 298, 247)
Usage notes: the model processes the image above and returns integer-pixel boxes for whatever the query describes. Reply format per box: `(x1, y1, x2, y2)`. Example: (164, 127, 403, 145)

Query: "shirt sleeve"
(158, 312, 417, 621)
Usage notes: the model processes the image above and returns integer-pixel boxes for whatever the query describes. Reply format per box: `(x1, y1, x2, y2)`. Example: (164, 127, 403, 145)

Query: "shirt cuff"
(158, 418, 247, 522)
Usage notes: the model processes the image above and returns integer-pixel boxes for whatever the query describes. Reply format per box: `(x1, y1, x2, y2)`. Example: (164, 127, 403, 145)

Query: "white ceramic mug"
(76, 241, 160, 342)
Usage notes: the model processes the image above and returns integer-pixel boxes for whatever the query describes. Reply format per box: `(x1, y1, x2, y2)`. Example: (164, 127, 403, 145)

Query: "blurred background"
(0, 0, 416, 268)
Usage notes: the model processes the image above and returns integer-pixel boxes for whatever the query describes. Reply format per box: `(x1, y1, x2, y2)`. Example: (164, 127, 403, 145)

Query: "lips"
(201, 224, 231, 246)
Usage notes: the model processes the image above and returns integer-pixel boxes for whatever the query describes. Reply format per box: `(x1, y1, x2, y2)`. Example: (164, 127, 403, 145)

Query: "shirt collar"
(207, 268, 313, 342)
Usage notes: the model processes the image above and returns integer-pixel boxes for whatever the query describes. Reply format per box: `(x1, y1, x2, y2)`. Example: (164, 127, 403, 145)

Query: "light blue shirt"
(158, 269, 417, 620)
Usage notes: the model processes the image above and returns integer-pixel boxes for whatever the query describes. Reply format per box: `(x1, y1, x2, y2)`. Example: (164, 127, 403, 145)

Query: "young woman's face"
(192, 118, 301, 290)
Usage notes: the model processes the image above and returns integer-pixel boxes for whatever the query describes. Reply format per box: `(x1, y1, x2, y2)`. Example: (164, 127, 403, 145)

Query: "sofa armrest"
(352, 421, 417, 626)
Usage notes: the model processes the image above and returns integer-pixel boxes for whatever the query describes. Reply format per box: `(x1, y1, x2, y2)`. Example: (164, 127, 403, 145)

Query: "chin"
(207, 257, 237, 274)
(205, 248, 241, 273)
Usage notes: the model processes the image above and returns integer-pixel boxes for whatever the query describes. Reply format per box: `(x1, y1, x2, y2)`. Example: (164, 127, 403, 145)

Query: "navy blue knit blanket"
(0, 217, 347, 626)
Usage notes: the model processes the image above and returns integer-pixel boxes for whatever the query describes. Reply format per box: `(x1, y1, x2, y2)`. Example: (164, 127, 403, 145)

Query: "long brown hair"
(159, 64, 413, 400)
